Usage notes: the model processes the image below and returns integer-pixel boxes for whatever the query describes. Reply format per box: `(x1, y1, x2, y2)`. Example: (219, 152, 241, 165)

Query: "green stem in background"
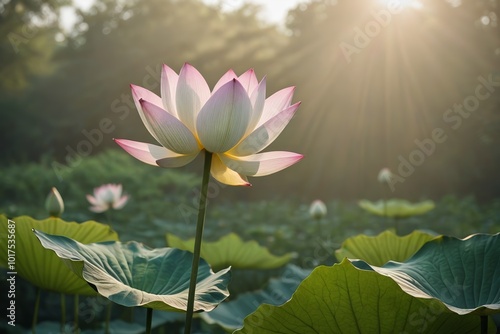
(74, 295, 79, 333)
(184, 151, 213, 334)
(32, 288, 41, 334)
(128, 307, 134, 323)
(480, 315, 488, 334)
(394, 217, 400, 235)
(105, 300, 112, 334)
(61, 294, 66, 333)
(105, 210, 112, 225)
(383, 199, 389, 227)
(145, 308, 153, 334)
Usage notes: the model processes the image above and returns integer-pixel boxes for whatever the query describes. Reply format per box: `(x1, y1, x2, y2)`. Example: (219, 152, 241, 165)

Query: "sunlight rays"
(278, 0, 498, 198)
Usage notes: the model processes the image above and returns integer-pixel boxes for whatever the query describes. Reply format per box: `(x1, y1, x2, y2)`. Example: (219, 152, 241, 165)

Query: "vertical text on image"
(6, 219, 17, 327)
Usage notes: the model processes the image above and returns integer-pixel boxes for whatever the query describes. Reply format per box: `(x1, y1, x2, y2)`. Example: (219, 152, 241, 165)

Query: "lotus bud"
(377, 168, 393, 184)
(45, 187, 64, 217)
(309, 200, 327, 220)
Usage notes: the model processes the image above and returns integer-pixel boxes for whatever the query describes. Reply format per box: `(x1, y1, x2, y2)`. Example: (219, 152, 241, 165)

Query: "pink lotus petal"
(140, 99, 200, 154)
(112, 195, 129, 210)
(114, 139, 179, 166)
(175, 63, 211, 133)
(230, 102, 300, 156)
(161, 64, 179, 117)
(212, 69, 237, 94)
(238, 69, 258, 94)
(89, 204, 109, 213)
(156, 152, 200, 168)
(130, 84, 164, 143)
(196, 79, 252, 153)
(210, 154, 251, 186)
(220, 151, 303, 177)
(257, 86, 296, 127)
(109, 184, 122, 200)
(86, 194, 100, 206)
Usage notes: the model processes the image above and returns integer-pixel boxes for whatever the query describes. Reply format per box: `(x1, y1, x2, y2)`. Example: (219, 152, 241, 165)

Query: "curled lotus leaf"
(352, 233, 500, 316)
(34, 229, 231, 312)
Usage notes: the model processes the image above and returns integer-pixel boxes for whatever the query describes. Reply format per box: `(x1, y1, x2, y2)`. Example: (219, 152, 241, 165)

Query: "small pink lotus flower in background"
(115, 63, 303, 186)
(87, 184, 129, 213)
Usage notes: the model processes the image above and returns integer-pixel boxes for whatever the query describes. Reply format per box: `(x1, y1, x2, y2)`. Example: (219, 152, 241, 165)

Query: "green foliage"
(0, 150, 199, 239)
(167, 233, 295, 271)
(335, 230, 436, 266)
(0, 215, 118, 295)
(1, 155, 497, 264)
(34, 229, 231, 312)
(236, 260, 490, 334)
(353, 233, 500, 316)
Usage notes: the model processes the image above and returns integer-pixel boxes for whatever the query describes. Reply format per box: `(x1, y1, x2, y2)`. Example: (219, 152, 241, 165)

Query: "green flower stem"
(394, 217, 400, 235)
(184, 151, 213, 334)
(61, 294, 66, 333)
(105, 301, 112, 334)
(32, 288, 41, 334)
(74, 295, 79, 332)
(128, 307, 134, 322)
(480, 315, 487, 334)
(146, 308, 153, 334)
(105, 210, 112, 225)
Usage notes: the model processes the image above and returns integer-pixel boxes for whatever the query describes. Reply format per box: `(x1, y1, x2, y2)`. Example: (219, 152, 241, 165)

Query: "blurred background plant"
(0, 150, 497, 256)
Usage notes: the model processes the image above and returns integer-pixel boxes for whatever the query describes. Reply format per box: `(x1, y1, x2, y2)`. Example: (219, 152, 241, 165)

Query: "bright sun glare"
(379, 0, 423, 10)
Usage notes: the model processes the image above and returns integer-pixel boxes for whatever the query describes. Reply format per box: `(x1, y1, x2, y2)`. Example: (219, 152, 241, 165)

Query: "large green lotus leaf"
(358, 199, 435, 218)
(201, 264, 311, 331)
(0, 215, 118, 295)
(235, 260, 491, 333)
(33, 230, 231, 312)
(335, 230, 436, 266)
(166, 233, 294, 271)
(352, 233, 500, 316)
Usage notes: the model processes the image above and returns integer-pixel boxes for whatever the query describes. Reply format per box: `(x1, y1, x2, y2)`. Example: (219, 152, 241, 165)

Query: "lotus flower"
(86, 184, 129, 213)
(115, 63, 303, 186)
